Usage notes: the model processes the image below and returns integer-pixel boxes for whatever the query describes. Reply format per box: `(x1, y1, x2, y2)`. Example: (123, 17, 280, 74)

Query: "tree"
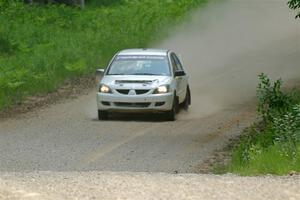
(288, 0, 300, 18)
(79, 0, 84, 8)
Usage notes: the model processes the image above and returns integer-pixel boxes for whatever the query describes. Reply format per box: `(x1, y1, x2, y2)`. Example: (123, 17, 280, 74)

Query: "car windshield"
(107, 55, 170, 76)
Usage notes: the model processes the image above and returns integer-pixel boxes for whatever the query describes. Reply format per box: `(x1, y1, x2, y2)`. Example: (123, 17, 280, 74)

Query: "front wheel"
(165, 95, 179, 121)
(183, 86, 191, 111)
(98, 110, 108, 120)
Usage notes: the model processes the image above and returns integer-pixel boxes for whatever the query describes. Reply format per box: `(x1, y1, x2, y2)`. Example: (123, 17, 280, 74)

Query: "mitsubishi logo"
(128, 90, 136, 95)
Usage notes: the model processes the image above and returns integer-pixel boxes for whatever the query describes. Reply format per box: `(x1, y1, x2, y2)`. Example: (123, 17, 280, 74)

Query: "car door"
(171, 53, 187, 103)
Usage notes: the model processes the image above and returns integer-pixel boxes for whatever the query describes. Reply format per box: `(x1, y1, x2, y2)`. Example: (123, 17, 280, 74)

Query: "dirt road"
(0, 0, 298, 173)
(0, 0, 299, 199)
(0, 86, 256, 172)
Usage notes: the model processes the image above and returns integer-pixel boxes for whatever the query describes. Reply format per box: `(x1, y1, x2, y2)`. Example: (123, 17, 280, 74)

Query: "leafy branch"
(288, 0, 300, 18)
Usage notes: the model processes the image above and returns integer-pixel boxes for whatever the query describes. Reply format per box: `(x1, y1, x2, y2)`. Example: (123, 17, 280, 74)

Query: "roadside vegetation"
(0, 0, 206, 110)
(227, 74, 300, 175)
(288, 0, 300, 18)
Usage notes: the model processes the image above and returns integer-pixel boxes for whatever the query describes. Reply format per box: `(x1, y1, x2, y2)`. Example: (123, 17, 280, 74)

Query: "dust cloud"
(156, 0, 300, 117)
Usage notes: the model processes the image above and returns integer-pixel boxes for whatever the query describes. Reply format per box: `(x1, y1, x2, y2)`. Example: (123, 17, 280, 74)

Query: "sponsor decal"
(116, 55, 166, 60)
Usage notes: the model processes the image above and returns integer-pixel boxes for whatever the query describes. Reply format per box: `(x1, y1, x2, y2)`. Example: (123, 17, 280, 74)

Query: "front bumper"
(97, 92, 174, 112)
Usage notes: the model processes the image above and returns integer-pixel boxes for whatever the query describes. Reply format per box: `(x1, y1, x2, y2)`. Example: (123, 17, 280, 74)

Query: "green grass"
(0, 0, 207, 109)
(229, 141, 300, 176)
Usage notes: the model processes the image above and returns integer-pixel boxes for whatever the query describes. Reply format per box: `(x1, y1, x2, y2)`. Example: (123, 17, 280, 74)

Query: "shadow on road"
(92, 108, 188, 122)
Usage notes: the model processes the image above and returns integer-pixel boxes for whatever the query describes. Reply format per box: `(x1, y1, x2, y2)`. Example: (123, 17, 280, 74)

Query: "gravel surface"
(0, 172, 299, 200)
(0, 89, 255, 173)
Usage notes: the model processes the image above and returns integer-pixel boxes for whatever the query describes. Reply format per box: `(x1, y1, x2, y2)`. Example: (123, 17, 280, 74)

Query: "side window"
(172, 54, 183, 71)
(170, 54, 178, 73)
(171, 53, 183, 72)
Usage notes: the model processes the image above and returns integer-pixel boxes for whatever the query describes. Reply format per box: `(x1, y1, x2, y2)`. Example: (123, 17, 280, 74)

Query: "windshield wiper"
(131, 73, 158, 75)
(108, 73, 125, 75)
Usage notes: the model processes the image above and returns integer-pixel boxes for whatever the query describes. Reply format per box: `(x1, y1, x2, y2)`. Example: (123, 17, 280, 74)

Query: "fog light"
(155, 102, 165, 106)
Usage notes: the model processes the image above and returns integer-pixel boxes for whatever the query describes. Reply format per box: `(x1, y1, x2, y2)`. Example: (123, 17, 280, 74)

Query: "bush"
(228, 74, 300, 175)
(257, 73, 294, 123)
(273, 104, 300, 157)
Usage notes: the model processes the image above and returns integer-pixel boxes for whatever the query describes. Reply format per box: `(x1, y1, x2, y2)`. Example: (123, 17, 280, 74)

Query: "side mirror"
(96, 68, 105, 84)
(96, 68, 105, 75)
(175, 70, 186, 77)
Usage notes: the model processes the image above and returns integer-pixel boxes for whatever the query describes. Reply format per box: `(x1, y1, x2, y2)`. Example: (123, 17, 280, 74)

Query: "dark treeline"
(24, 0, 85, 7)
(23, 0, 124, 7)
(24, 0, 81, 4)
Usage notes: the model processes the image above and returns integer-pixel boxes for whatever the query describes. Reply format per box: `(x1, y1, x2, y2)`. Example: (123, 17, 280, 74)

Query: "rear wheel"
(98, 110, 108, 120)
(165, 94, 179, 121)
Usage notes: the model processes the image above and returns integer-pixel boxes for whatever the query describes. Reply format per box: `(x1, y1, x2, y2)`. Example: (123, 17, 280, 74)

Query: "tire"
(183, 86, 191, 111)
(165, 94, 179, 121)
(98, 110, 108, 120)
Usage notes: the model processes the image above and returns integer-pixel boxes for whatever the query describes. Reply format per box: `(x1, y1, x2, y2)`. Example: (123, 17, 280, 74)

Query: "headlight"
(99, 84, 112, 93)
(154, 85, 170, 94)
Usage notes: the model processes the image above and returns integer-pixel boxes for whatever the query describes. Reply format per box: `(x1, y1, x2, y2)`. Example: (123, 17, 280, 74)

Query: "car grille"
(114, 102, 151, 108)
(116, 89, 150, 95)
(135, 89, 150, 95)
(116, 89, 130, 95)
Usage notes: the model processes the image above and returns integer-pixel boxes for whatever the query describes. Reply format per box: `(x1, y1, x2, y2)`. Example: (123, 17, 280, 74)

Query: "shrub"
(228, 74, 300, 175)
(273, 104, 300, 158)
(257, 73, 294, 123)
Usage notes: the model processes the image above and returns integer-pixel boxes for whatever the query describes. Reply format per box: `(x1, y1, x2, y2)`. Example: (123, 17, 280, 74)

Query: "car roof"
(118, 49, 169, 56)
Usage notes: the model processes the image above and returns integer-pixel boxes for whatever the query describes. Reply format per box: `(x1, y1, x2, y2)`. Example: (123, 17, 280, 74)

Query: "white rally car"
(96, 49, 191, 121)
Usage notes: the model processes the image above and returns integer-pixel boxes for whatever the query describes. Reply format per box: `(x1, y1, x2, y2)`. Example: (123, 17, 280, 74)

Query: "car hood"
(100, 75, 172, 88)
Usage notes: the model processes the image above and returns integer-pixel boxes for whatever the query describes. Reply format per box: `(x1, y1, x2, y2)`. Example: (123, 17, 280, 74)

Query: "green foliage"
(273, 104, 300, 157)
(228, 74, 300, 175)
(86, 0, 124, 7)
(0, 0, 207, 109)
(0, 35, 17, 55)
(257, 73, 294, 123)
(230, 143, 300, 176)
(288, 0, 300, 18)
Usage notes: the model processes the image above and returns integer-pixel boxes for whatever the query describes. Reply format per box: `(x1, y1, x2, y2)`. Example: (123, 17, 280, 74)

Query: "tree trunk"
(24, 0, 33, 4)
(79, 0, 84, 9)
